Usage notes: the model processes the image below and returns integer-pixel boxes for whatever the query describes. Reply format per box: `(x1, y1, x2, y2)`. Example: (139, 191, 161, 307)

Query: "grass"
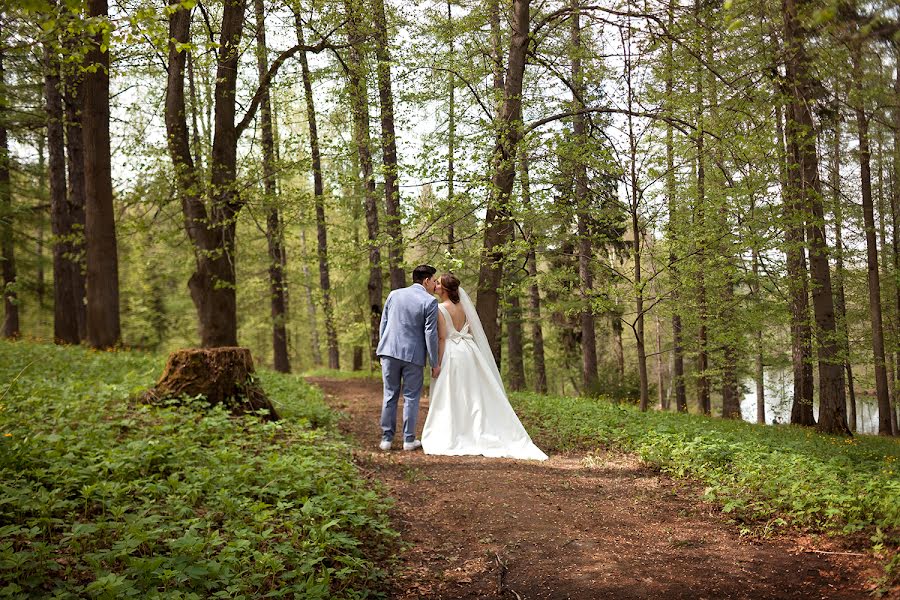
(0, 341, 396, 599)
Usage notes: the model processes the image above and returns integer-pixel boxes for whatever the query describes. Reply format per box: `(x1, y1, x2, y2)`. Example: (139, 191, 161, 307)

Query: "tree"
(571, 0, 600, 395)
(343, 0, 382, 362)
(850, 38, 890, 435)
(372, 0, 404, 290)
(254, 0, 289, 373)
(44, 17, 80, 345)
(0, 29, 17, 339)
(296, 14, 339, 370)
(82, 0, 120, 348)
(165, 0, 326, 348)
(476, 0, 529, 364)
(781, 0, 849, 435)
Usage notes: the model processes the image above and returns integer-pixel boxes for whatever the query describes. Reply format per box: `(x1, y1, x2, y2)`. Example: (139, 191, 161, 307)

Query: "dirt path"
(309, 377, 885, 600)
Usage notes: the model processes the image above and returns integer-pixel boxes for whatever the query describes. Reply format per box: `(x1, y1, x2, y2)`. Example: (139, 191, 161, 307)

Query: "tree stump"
(141, 347, 279, 420)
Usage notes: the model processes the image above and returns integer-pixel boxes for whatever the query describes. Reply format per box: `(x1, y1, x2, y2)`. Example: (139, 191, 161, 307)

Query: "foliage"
(0, 340, 396, 599)
(513, 391, 900, 536)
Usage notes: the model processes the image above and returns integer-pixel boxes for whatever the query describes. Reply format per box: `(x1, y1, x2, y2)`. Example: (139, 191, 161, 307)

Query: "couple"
(376, 265, 547, 461)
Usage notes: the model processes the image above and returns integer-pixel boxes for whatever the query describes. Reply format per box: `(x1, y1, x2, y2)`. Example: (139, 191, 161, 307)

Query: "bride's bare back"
(440, 300, 467, 332)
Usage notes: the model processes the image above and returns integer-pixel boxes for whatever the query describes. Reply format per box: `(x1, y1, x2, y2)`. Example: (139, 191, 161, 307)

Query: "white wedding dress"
(421, 289, 548, 461)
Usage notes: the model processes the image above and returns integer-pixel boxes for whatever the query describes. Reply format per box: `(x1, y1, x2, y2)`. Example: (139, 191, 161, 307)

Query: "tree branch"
(235, 33, 346, 137)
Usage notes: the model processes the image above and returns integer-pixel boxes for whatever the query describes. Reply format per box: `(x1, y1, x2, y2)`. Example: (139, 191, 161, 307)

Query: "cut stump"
(141, 347, 279, 420)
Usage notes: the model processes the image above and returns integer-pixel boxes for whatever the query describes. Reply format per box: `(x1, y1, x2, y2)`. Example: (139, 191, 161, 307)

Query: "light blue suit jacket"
(376, 284, 439, 367)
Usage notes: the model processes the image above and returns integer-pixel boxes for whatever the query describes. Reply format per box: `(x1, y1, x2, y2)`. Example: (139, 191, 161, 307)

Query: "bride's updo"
(440, 273, 461, 304)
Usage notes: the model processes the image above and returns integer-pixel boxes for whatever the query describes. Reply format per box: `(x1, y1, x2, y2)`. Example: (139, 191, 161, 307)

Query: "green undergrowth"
(0, 341, 396, 599)
(513, 392, 900, 537)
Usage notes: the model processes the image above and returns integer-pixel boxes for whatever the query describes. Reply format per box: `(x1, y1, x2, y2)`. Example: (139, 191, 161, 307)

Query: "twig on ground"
(495, 552, 522, 600)
(806, 550, 866, 556)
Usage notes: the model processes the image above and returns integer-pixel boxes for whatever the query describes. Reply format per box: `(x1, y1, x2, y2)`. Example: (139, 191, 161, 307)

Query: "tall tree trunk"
(665, 0, 686, 413)
(521, 150, 547, 393)
(372, 0, 404, 290)
(775, 74, 816, 426)
(852, 43, 891, 435)
(63, 45, 87, 342)
(255, 0, 290, 373)
(892, 47, 900, 434)
(782, 0, 849, 435)
(506, 282, 526, 391)
(345, 0, 382, 362)
(833, 109, 857, 431)
(0, 36, 17, 339)
(751, 242, 766, 423)
(476, 0, 529, 363)
(83, 0, 120, 348)
(693, 0, 709, 415)
(46, 40, 79, 344)
(297, 16, 339, 370)
(446, 0, 456, 253)
(572, 1, 599, 393)
(612, 313, 625, 380)
(299, 228, 322, 366)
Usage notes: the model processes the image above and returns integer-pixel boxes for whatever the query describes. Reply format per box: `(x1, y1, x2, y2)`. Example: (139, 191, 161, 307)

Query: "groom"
(376, 265, 441, 451)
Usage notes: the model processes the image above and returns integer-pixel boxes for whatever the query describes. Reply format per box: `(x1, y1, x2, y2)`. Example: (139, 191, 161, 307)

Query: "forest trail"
(309, 377, 882, 600)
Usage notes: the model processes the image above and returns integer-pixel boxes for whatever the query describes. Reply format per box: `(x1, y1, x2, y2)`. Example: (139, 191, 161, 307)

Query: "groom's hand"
(431, 366, 441, 379)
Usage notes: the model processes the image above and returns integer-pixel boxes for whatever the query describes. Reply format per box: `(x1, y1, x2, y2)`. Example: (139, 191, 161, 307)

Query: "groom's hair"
(412, 265, 437, 283)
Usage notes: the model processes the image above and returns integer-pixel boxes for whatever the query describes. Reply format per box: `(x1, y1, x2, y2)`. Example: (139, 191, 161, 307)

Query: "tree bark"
(506, 282, 526, 391)
(774, 72, 816, 426)
(572, 1, 599, 394)
(693, 0, 709, 415)
(751, 242, 766, 423)
(892, 47, 900, 435)
(344, 0, 383, 363)
(63, 43, 87, 342)
(299, 227, 322, 367)
(782, 0, 849, 434)
(446, 0, 456, 253)
(254, 0, 290, 373)
(852, 42, 891, 435)
(665, 0, 686, 413)
(832, 113, 857, 431)
(0, 36, 17, 339)
(297, 16, 339, 370)
(82, 0, 120, 348)
(476, 0, 529, 364)
(521, 151, 547, 393)
(372, 0, 404, 290)
(45, 41, 79, 344)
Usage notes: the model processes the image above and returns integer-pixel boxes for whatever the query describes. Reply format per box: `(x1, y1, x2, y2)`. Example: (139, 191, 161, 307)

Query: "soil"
(308, 377, 892, 600)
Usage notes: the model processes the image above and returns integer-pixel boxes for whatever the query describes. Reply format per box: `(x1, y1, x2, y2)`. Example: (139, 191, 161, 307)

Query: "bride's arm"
(436, 309, 447, 366)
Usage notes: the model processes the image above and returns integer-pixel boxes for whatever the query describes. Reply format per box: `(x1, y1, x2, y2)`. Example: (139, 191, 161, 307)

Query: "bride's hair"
(440, 273, 461, 304)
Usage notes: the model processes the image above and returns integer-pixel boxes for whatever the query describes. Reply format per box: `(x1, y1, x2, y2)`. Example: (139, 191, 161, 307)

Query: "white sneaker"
(379, 440, 392, 451)
(403, 440, 422, 451)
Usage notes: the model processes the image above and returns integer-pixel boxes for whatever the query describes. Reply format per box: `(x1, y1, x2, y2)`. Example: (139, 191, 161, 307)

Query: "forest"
(1, 0, 900, 596)
(1, 0, 900, 435)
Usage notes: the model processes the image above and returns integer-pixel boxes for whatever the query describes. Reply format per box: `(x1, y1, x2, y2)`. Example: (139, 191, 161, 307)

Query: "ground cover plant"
(0, 341, 396, 599)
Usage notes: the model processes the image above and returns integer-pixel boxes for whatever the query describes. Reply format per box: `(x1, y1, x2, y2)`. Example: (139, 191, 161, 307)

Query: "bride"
(421, 273, 548, 461)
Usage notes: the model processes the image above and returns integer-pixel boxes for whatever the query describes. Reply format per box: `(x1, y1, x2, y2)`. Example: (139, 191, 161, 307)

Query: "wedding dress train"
(422, 296, 547, 461)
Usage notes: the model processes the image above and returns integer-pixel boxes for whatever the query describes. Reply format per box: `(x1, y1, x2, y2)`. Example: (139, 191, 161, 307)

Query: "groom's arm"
(424, 298, 439, 368)
(379, 293, 392, 341)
